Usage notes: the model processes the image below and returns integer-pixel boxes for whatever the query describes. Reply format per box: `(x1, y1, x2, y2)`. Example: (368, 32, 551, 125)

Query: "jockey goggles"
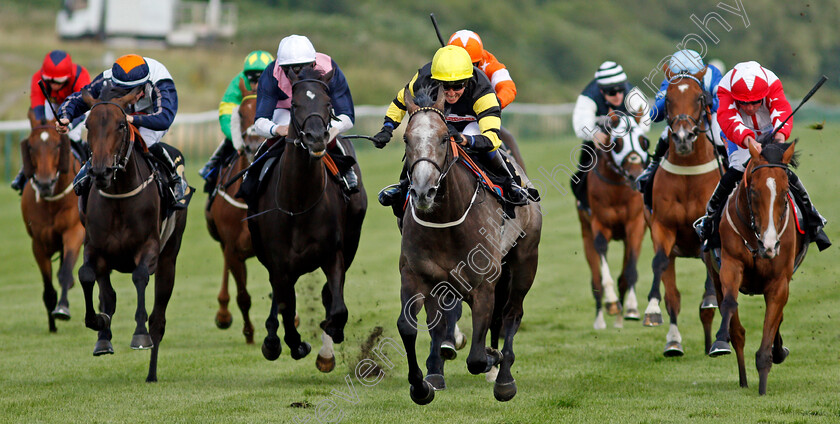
(601, 86, 625, 96)
(245, 71, 261, 84)
(42, 76, 69, 84)
(440, 80, 468, 91)
(736, 99, 762, 106)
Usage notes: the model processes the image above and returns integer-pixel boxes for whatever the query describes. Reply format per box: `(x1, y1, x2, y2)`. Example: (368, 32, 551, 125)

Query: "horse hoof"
(663, 341, 684, 357)
(131, 334, 154, 350)
(708, 340, 731, 357)
(93, 339, 114, 356)
(493, 380, 517, 402)
(410, 380, 435, 405)
(316, 354, 336, 373)
(624, 309, 640, 320)
(700, 295, 718, 309)
(51, 306, 71, 321)
(454, 331, 467, 350)
(485, 365, 499, 383)
(605, 301, 622, 316)
(215, 312, 233, 329)
(262, 339, 281, 361)
(772, 346, 790, 364)
(440, 342, 457, 360)
(484, 348, 503, 372)
(424, 374, 446, 391)
(643, 313, 663, 327)
(291, 342, 311, 360)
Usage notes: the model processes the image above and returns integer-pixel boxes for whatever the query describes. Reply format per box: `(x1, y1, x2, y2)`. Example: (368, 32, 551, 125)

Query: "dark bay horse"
(20, 111, 84, 332)
(705, 141, 806, 395)
(247, 67, 366, 373)
(77, 89, 187, 382)
(206, 80, 263, 344)
(644, 66, 720, 356)
(577, 114, 648, 329)
(396, 86, 541, 404)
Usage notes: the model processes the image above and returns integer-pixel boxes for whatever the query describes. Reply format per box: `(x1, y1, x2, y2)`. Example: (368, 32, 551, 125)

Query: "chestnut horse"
(577, 114, 649, 329)
(643, 66, 720, 356)
(395, 86, 541, 404)
(247, 67, 366, 373)
(20, 111, 84, 332)
(77, 89, 187, 382)
(206, 80, 264, 344)
(705, 141, 806, 395)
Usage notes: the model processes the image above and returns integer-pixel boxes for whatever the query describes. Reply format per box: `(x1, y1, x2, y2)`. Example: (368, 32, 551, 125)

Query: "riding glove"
(372, 126, 393, 149)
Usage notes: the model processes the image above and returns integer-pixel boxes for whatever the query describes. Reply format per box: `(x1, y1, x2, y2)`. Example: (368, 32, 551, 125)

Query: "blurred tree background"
(1, 0, 838, 120)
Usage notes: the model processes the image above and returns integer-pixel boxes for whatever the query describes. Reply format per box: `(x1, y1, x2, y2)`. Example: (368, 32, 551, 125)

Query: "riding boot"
(695, 167, 743, 249)
(571, 140, 597, 212)
(486, 151, 528, 205)
(328, 139, 359, 194)
(199, 139, 235, 181)
(149, 143, 190, 210)
(10, 169, 26, 194)
(788, 171, 831, 251)
(73, 161, 91, 196)
(379, 165, 408, 207)
(634, 135, 668, 191)
(716, 144, 730, 169)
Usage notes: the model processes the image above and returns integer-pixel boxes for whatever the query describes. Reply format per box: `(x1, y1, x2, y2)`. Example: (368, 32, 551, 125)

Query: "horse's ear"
(782, 140, 797, 164)
(662, 62, 673, 80)
(58, 135, 70, 173)
(404, 87, 418, 114)
(748, 139, 761, 161)
(633, 107, 644, 124)
(27, 108, 38, 127)
(321, 69, 334, 84)
(20, 139, 33, 179)
(433, 84, 445, 111)
(609, 111, 620, 128)
(81, 89, 95, 108)
(238, 75, 250, 95)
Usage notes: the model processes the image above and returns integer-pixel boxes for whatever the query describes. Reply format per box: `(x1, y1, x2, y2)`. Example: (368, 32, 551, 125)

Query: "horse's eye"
(687, 133, 697, 142)
(441, 136, 449, 145)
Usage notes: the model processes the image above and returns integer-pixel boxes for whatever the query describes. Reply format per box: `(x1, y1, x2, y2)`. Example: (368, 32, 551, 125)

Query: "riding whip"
(37, 80, 62, 121)
(430, 13, 446, 47)
(767, 75, 828, 141)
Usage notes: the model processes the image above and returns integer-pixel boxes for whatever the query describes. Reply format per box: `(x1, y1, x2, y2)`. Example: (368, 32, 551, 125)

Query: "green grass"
(1, 128, 840, 423)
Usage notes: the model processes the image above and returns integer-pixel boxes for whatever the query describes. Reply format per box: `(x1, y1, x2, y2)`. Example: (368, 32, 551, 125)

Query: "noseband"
(732, 162, 791, 256)
(406, 107, 459, 193)
(665, 73, 710, 143)
(289, 78, 335, 148)
(89, 101, 135, 172)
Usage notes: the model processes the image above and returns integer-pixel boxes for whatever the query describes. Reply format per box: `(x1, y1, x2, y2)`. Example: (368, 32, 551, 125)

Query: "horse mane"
(99, 82, 141, 102)
(413, 85, 436, 108)
(760, 141, 799, 168)
(295, 65, 322, 81)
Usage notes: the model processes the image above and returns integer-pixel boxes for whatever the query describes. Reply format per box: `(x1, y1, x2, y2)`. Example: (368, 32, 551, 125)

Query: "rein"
(665, 73, 711, 146)
(406, 107, 460, 195)
(288, 78, 334, 148)
(727, 163, 791, 256)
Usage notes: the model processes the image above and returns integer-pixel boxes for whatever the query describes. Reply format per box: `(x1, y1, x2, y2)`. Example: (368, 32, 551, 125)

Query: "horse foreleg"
(321, 252, 348, 344)
(757, 280, 789, 395)
(593, 229, 620, 317)
(660, 255, 684, 356)
(56, 225, 84, 321)
(620, 216, 645, 323)
(578, 211, 605, 329)
(94, 272, 115, 356)
(645, 224, 675, 327)
(397, 277, 434, 405)
(731, 307, 748, 388)
(32, 243, 57, 332)
(441, 301, 463, 360)
(229, 249, 254, 344)
(130, 262, 153, 350)
(424, 294, 447, 391)
(147, 251, 177, 383)
(215, 252, 233, 330)
(466, 286, 497, 376)
(710, 258, 743, 357)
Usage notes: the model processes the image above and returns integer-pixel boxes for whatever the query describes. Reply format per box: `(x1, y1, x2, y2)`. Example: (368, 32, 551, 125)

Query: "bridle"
(288, 78, 335, 148)
(27, 124, 75, 201)
(664, 73, 712, 143)
(731, 162, 791, 256)
(405, 106, 460, 195)
(89, 101, 135, 173)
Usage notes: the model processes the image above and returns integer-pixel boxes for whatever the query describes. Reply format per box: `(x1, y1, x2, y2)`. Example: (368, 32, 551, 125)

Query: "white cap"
(595, 61, 627, 87)
(276, 35, 316, 66)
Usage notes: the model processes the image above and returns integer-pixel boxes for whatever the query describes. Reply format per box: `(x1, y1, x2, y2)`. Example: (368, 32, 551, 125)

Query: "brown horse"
(705, 141, 805, 395)
(20, 111, 84, 332)
(577, 114, 649, 329)
(206, 80, 263, 344)
(77, 89, 187, 382)
(247, 66, 366, 373)
(395, 85, 541, 404)
(643, 66, 720, 356)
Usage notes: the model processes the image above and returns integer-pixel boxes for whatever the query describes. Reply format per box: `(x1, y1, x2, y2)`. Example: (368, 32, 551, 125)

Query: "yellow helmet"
(431, 45, 473, 82)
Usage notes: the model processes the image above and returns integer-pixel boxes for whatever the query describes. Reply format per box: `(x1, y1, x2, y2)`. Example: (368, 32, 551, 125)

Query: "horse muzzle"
(32, 175, 58, 194)
(89, 167, 114, 189)
(410, 185, 438, 211)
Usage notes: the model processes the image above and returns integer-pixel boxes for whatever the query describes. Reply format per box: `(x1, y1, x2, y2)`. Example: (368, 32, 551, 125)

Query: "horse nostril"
(427, 188, 437, 199)
(409, 188, 417, 198)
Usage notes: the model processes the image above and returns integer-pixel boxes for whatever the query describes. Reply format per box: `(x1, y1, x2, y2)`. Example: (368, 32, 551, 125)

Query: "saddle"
(235, 137, 357, 210)
(453, 144, 538, 219)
